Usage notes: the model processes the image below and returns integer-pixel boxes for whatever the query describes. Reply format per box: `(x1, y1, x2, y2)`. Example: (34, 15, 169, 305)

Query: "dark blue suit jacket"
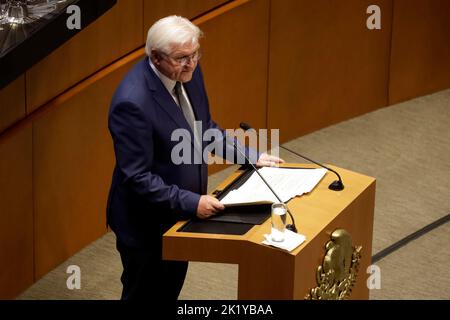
(107, 58, 256, 248)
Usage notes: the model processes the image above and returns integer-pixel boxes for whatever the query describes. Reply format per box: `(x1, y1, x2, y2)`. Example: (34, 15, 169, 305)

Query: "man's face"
(151, 42, 200, 83)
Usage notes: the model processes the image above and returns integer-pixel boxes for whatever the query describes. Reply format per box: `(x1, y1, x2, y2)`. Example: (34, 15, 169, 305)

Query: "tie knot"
(174, 81, 182, 95)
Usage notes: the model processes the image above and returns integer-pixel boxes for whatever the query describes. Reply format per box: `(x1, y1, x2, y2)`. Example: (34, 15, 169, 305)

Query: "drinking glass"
(271, 203, 287, 242)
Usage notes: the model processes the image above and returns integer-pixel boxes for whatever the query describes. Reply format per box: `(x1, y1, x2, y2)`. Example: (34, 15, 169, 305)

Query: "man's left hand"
(256, 153, 285, 167)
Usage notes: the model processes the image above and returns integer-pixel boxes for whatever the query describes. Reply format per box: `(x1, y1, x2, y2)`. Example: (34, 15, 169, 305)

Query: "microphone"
(239, 122, 344, 191)
(222, 132, 298, 233)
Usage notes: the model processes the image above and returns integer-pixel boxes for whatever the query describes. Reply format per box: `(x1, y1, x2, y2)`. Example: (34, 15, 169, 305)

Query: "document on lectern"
(219, 167, 327, 206)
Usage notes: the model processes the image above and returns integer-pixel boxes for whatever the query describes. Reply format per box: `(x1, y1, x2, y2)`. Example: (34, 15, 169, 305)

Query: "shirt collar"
(149, 59, 177, 93)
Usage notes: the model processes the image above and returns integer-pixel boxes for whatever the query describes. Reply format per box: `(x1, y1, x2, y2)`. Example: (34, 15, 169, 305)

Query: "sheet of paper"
(220, 167, 327, 206)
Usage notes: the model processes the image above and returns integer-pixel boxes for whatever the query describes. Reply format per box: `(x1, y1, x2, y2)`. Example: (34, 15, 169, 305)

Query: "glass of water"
(271, 203, 287, 242)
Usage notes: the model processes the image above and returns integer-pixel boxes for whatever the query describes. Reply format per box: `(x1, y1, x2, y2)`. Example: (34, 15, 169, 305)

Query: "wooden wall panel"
(389, 0, 450, 104)
(0, 76, 26, 133)
(268, 0, 392, 142)
(33, 55, 144, 279)
(143, 0, 228, 36)
(26, 0, 143, 113)
(0, 125, 33, 299)
(200, 0, 269, 131)
(199, 0, 270, 173)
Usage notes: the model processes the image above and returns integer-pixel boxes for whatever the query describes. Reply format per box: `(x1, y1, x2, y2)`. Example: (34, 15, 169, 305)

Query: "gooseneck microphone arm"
(239, 122, 344, 191)
(278, 145, 344, 191)
(224, 134, 298, 233)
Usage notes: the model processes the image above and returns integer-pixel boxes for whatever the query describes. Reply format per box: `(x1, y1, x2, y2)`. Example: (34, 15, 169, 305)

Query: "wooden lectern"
(163, 163, 376, 299)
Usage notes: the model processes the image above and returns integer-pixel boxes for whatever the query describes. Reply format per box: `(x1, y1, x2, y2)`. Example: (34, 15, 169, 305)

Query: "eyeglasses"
(160, 50, 202, 67)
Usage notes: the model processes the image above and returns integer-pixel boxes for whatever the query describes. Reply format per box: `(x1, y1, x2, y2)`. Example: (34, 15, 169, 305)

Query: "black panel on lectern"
(177, 220, 254, 236)
(208, 203, 271, 224)
(177, 168, 271, 235)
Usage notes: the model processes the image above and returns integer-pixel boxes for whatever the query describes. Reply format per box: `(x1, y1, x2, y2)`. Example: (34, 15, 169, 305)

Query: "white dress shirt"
(149, 60, 192, 109)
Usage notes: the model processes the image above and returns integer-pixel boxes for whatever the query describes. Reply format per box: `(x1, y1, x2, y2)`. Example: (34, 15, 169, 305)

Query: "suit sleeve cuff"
(179, 190, 201, 218)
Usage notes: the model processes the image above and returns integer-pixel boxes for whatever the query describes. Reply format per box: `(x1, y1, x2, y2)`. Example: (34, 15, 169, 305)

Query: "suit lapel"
(153, 89, 193, 134)
(144, 58, 200, 149)
(184, 79, 203, 122)
(143, 59, 196, 140)
(185, 75, 209, 155)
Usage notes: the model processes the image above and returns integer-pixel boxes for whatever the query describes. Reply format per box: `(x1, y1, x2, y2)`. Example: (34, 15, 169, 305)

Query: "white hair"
(145, 15, 203, 56)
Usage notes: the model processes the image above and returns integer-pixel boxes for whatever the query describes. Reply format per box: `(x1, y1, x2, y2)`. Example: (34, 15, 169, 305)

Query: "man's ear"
(150, 49, 160, 65)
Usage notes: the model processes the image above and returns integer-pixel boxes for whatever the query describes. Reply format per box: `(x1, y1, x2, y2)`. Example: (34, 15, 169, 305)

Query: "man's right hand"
(196, 195, 225, 219)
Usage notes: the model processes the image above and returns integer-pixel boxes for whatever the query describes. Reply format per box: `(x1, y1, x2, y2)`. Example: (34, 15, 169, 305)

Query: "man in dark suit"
(107, 15, 283, 301)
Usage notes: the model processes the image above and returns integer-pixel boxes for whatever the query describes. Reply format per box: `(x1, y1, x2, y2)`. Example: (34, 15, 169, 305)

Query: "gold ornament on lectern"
(305, 229, 362, 300)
